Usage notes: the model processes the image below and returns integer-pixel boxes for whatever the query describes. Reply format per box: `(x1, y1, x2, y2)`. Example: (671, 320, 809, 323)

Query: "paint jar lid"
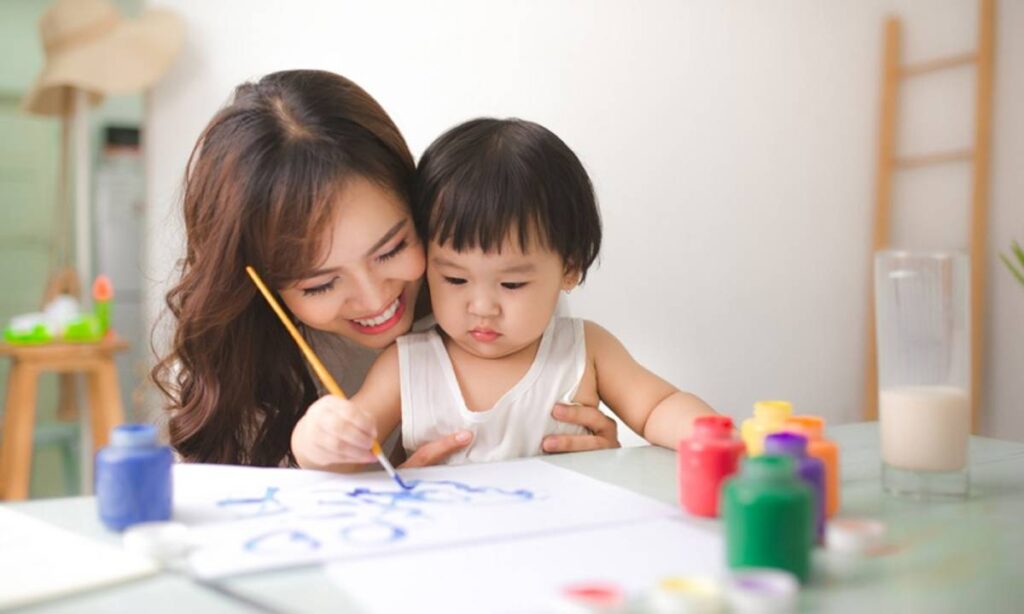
(122, 521, 190, 563)
(111, 424, 158, 448)
(649, 576, 722, 613)
(693, 415, 735, 440)
(826, 518, 887, 554)
(784, 416, 825, 439)
(554, 582, 626, 613)
(753, 401, 793, 422)
(764, 432, 809, 457)
(742, 455, 796, 481)
(725, 569, 798, 614)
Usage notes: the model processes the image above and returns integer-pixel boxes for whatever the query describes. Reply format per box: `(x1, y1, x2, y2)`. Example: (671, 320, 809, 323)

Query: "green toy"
(3, 275, 114, 345)
(3, 317, 53, 344)
(62, 314, 104, 342)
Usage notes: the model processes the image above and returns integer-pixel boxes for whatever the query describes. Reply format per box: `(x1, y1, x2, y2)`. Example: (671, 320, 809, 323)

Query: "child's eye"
(376, 239, 408, 263)
(443, 276, 467, 286)
(501, 282, 528, 290)
(301, 277, 338, 296)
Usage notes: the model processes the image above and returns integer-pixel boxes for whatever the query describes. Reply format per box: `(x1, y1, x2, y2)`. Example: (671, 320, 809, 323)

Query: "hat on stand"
(22, 0, 184, 116)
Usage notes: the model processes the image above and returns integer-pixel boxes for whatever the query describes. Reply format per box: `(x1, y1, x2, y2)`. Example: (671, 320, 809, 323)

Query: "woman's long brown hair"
(152, 70, 415, 466)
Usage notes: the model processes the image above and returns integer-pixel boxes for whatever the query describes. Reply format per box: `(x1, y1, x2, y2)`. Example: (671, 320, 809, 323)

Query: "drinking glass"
(875, 250, 970, 498)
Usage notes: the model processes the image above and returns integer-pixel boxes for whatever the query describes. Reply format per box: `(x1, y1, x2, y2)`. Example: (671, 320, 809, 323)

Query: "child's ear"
(561, 269, 581, 292)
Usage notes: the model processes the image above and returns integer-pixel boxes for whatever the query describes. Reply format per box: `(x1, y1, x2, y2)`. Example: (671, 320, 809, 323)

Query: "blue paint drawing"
(340, 522, 407, 545)
(217, 486, 288, 517)
(348, 480, 536, 507)
(225, 479, 538, 553)
(244, 529, 320, 554)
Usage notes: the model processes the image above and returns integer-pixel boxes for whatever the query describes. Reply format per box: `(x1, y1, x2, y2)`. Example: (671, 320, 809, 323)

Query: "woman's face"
(279, 177, 426, 349)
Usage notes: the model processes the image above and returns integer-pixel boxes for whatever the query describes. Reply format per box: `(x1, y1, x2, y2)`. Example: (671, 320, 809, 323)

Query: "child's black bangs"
(428, 161, 553, 255)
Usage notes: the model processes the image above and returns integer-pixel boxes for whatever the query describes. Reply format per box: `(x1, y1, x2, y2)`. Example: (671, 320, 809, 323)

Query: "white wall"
(144, 0, 1024, 440)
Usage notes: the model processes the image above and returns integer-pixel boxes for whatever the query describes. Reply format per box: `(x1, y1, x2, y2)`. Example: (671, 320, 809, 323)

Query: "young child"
(326, 118, 717, 468)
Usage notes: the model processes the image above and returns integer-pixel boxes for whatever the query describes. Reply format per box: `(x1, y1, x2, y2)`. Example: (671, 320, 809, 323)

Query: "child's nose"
(468, 291, 500, 318)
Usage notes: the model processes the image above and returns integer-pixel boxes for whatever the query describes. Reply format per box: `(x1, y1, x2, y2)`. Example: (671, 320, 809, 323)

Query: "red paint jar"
(678, 415, 745, 517)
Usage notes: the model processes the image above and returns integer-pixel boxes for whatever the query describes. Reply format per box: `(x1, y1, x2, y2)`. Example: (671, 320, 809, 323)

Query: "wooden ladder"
(865, 0, 995, 432)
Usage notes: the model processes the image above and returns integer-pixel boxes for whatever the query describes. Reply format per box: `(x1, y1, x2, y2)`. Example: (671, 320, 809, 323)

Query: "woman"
(153, 69, 620, 468)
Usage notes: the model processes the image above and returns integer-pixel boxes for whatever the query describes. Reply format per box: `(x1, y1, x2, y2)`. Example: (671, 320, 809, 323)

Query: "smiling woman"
(277, 179, 425, 350)
(152, 70, 424, 466)
(153, 70, 623, 468)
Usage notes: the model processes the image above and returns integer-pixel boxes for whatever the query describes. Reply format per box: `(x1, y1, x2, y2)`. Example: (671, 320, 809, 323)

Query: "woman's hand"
(543, 403, 622, 453)
(292, 395, 380, 469)
(399, 430, 474, 468)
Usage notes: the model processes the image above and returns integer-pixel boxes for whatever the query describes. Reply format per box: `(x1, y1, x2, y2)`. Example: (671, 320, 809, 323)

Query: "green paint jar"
(723, 454, 814, 582)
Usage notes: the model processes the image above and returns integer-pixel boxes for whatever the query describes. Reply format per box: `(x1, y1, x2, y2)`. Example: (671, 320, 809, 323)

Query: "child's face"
(279, 177, 426, 350)
(427, 234, 578, 360)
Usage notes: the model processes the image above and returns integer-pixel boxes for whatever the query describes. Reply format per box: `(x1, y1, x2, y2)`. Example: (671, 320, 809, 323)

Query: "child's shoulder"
(573, 318, 612, 338)
(577, 319, 625, 355)
(396, 325, 443, 348)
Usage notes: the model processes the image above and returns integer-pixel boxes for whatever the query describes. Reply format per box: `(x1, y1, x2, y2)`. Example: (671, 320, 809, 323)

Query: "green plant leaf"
(1001, 251, 1024, 287)
(1012, 240, 1024, 267)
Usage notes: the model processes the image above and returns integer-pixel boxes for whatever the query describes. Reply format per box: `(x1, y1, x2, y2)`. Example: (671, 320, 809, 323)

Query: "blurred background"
(2, 0, 1021, 498)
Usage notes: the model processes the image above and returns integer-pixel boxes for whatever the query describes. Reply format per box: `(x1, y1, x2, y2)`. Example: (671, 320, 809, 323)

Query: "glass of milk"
(875, 250, 970, 498)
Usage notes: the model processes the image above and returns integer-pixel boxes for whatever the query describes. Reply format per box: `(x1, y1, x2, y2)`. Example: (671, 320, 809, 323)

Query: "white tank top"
(398, 317, 589, 465)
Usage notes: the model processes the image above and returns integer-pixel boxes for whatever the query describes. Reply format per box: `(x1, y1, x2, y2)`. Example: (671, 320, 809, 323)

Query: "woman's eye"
(301, 278, 337, 296)
(501, 282, 528, 290)
(376, 239, 408, 263)
(443, 276, 467, 286)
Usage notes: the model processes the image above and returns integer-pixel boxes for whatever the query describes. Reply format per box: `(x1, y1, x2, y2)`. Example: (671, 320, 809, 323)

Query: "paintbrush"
(245, 266, 411, 489)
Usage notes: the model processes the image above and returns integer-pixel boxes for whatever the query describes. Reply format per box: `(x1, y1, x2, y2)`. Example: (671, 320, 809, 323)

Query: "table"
(8, 423, 1024, 613)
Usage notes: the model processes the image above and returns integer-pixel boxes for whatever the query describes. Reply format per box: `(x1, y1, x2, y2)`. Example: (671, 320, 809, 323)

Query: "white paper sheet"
(173, 459, 681, 579)
(328, 517, 725, 613)
(0, 507, 158, 609)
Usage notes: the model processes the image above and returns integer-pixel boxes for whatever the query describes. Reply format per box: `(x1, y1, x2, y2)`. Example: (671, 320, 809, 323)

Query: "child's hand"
(292, 395, 379, 469)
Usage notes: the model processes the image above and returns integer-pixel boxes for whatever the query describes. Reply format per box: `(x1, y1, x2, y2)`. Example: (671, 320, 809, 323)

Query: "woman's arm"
(542, 403, 621, 453)
(585, 320, 717, 449)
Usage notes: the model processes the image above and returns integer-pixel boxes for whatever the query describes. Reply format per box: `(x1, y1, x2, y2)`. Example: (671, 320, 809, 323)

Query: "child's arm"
(291, 346, 403, 473)
(586, 321, 716, 449)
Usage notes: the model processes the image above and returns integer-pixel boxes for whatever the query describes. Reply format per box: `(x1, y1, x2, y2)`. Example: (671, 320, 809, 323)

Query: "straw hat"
(22, 0, 184, 116)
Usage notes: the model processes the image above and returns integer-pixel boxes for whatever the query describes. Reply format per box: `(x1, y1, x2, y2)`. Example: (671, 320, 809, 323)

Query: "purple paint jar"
(765, 432, 826, 542)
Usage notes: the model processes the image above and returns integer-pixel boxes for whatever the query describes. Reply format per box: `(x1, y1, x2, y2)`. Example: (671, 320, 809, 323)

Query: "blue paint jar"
(95, 424, 173, 531)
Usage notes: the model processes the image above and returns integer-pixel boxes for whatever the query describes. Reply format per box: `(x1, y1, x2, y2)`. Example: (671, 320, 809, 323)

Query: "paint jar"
(741, 401, 793, 456)
(724, 569, 798, 614)
(875, 250, 970, 498)
(96, 424, 173, 531)
(723, 455, 813, 582)
(783, 415, 840, 517)
(648, 576, 722, 613)
(764, 433, 825, 543)
(553, 582, 626, 613)
(678, 415, 745, 517)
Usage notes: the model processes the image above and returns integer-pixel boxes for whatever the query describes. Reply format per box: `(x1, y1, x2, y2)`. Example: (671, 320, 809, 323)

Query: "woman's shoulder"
(305, 327, 382, 395)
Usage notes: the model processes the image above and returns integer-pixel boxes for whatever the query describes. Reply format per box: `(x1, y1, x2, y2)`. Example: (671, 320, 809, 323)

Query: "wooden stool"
(0, 336, 128, 500)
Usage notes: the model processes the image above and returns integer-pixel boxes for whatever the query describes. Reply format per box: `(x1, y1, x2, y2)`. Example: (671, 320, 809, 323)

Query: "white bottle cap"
(725, 569, 798, 614)
(825, 518, 887, 554)
(122, 521, 191, 564)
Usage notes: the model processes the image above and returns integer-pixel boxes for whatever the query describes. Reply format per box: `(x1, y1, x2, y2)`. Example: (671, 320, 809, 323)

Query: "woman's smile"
(349, 293, 407, 334)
